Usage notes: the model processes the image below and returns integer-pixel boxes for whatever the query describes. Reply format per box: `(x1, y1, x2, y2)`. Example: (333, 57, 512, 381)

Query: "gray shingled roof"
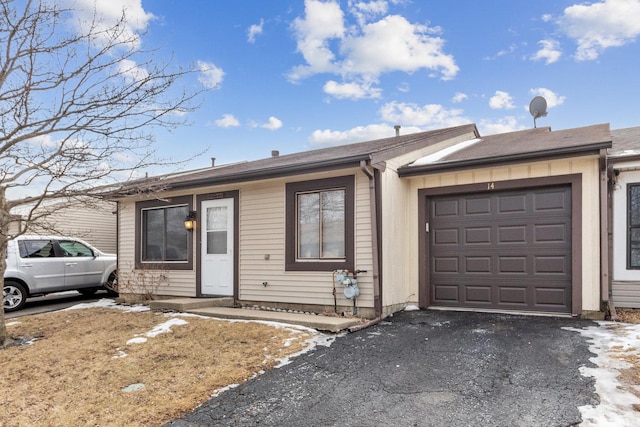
(117, 124, 478, 194)
(398, 123, 612, 176)
(610, 126, 640, 159)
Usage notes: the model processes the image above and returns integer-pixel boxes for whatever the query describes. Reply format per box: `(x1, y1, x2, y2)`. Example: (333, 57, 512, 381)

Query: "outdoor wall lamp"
(184, 211, 196, 231)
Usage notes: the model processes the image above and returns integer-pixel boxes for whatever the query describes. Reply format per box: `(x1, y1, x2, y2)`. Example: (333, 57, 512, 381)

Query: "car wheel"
(104, 271, 118, 296)
(3, 281, 27, 312)
(78, 288, 98, 296)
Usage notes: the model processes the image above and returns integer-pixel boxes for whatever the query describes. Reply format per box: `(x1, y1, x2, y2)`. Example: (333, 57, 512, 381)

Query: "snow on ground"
(564, 321, 640, 426)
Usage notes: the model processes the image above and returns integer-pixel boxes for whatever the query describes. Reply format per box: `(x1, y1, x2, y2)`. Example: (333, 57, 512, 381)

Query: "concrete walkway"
(149, 298, 362, 332)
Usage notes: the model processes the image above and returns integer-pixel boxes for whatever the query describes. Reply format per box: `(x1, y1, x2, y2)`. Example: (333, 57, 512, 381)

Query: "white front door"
(201, 198, 234, 296)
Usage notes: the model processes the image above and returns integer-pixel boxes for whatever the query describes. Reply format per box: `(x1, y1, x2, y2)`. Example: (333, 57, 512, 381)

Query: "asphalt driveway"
(167, 310, 598, 427)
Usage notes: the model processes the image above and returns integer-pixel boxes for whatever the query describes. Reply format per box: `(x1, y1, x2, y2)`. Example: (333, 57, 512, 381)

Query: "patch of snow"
(64, 298, 149, 312)
(127, 337, 147, 345)
(113, 350, 127, 358)
(472, 328, 491, 334)
(404, 305, 420, 311)
(121, 383, 145, 392)
(564, 321, 640, 426)
(145, 318, 189, 338)
(6, 321, 20, 327)
(410, 138, 483, 166)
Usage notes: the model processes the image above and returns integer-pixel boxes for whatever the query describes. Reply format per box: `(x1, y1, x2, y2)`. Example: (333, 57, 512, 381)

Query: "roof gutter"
(164, 154, 370, 191)
(398, 142, 612, 177)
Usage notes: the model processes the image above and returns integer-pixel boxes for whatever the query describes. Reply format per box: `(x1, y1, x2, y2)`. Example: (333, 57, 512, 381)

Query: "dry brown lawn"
(617, 308, 640, 324)
(1, 307, 315, 427)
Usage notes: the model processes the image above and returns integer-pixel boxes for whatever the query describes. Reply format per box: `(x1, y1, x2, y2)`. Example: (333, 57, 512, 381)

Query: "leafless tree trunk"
(0, 0, 202, 346)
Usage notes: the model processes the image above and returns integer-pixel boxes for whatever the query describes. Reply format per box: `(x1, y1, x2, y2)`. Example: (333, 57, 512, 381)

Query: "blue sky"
(72, 0, 640, 171)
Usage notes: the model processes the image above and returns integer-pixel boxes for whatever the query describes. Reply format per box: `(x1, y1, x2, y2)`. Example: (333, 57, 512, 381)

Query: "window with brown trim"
(628, 184, 640, 269)
(286, 176, 354, 271)
(135, 196, 193, 270)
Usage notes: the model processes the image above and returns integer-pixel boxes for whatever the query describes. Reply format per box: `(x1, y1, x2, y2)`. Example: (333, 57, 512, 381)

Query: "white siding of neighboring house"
(389, 155, 603, 313)
(611, 163, 640, 307)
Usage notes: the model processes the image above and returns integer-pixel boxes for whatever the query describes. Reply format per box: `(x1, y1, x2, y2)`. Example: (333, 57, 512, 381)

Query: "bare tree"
(0, 0, 203, 346)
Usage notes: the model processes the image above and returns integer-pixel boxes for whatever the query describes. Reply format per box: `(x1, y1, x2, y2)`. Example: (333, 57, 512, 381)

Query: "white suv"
(3, 236, 117, 312)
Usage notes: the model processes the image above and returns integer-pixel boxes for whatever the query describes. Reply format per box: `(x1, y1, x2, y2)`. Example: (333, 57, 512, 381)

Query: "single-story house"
(608, 126, 640, 308)
(113, 122, 612, 319)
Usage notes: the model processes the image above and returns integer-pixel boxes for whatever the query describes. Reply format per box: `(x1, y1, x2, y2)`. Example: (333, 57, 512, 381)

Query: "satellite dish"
(529, 96, 548, 128)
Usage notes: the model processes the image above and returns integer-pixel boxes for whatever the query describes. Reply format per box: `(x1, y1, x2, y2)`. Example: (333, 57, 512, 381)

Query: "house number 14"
(487, 182, 495, 190)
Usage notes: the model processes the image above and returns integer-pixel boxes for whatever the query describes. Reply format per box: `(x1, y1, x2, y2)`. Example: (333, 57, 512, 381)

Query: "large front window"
(628, 184, 640, 269)
(297, 190, 345, 259)
(142, 205, 189, 262)
(135, 196, 193, 270)
(286, 176, 354, 271)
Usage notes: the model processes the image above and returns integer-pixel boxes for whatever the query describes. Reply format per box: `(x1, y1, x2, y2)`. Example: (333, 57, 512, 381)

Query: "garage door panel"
(464, 197, 491, 215)
(433, 228, 459, 245)
(465, 227, 491, 244)
(535, 288, 569, 307)
(433, 200, 459, 217)
(534, 223, 569, 242)
(465, 257, 491, 273)
(433, 257, 459, 273)
(497, 194, 527, 213)
(498, 225, 527, 243)
(534, 255, 569, 274)
(428, 185, 572, 314)
(498, 256, 528, 273)
(533, 190, 570, 212)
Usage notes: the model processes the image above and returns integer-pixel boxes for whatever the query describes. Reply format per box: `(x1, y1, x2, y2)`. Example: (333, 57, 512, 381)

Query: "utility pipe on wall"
(360, 160, 382, 319)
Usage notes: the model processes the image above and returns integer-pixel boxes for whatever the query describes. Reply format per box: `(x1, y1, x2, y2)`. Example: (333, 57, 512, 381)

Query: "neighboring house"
(113, 123, 612, 319)
(608, 126, 640, 308)
(9, 199, 117, 254)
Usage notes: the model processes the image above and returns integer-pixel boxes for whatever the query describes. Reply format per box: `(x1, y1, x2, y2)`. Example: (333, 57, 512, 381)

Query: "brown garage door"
(428, 185, 572, 313)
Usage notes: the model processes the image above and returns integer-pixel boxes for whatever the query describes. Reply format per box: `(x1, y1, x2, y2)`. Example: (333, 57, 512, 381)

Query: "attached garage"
(427, 185, 572, 313)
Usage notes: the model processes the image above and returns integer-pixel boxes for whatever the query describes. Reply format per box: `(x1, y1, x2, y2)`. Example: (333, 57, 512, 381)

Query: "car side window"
(58, 240, 94, 257)
(19, 240, 56, 258)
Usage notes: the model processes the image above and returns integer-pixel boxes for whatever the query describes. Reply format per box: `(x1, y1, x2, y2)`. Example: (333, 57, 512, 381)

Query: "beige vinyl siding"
(237, 170, 374, 311)
(384, 155, 602, 312)
(116, 168, 375, 310)
(117, 197, 196, 297)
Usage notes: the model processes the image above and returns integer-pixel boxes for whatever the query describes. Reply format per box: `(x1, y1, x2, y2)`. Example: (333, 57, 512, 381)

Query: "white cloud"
(348, 0, 389, 26)
(56, 0, 155, 49)
(197, 61, 224, 89)
(289, 0, 345, 80)
(214, 114, 240, 128)
(489, 91, 515, 110)
(557, 0, 640, 60)
(340, 15, 458, 80)
(378, 101, 470, 128)
(531, 39, 562, 64)
(541, 14, 553, 23)
(255, 116, 283, 131)
(309, 123, 423, 146)
(452, 92, 468, 103)
(247, 19, 264, 43)
(289, 0, 458, 97)
(477, 116, 526, 135)
(323, 80, 382, 99)
(118, 58, 149, 82)
(529, 88, 566, 108)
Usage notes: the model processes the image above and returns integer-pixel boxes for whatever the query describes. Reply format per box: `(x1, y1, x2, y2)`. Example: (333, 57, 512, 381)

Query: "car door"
(57, 239, 104, 288)
(17, 239, 65, 292)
